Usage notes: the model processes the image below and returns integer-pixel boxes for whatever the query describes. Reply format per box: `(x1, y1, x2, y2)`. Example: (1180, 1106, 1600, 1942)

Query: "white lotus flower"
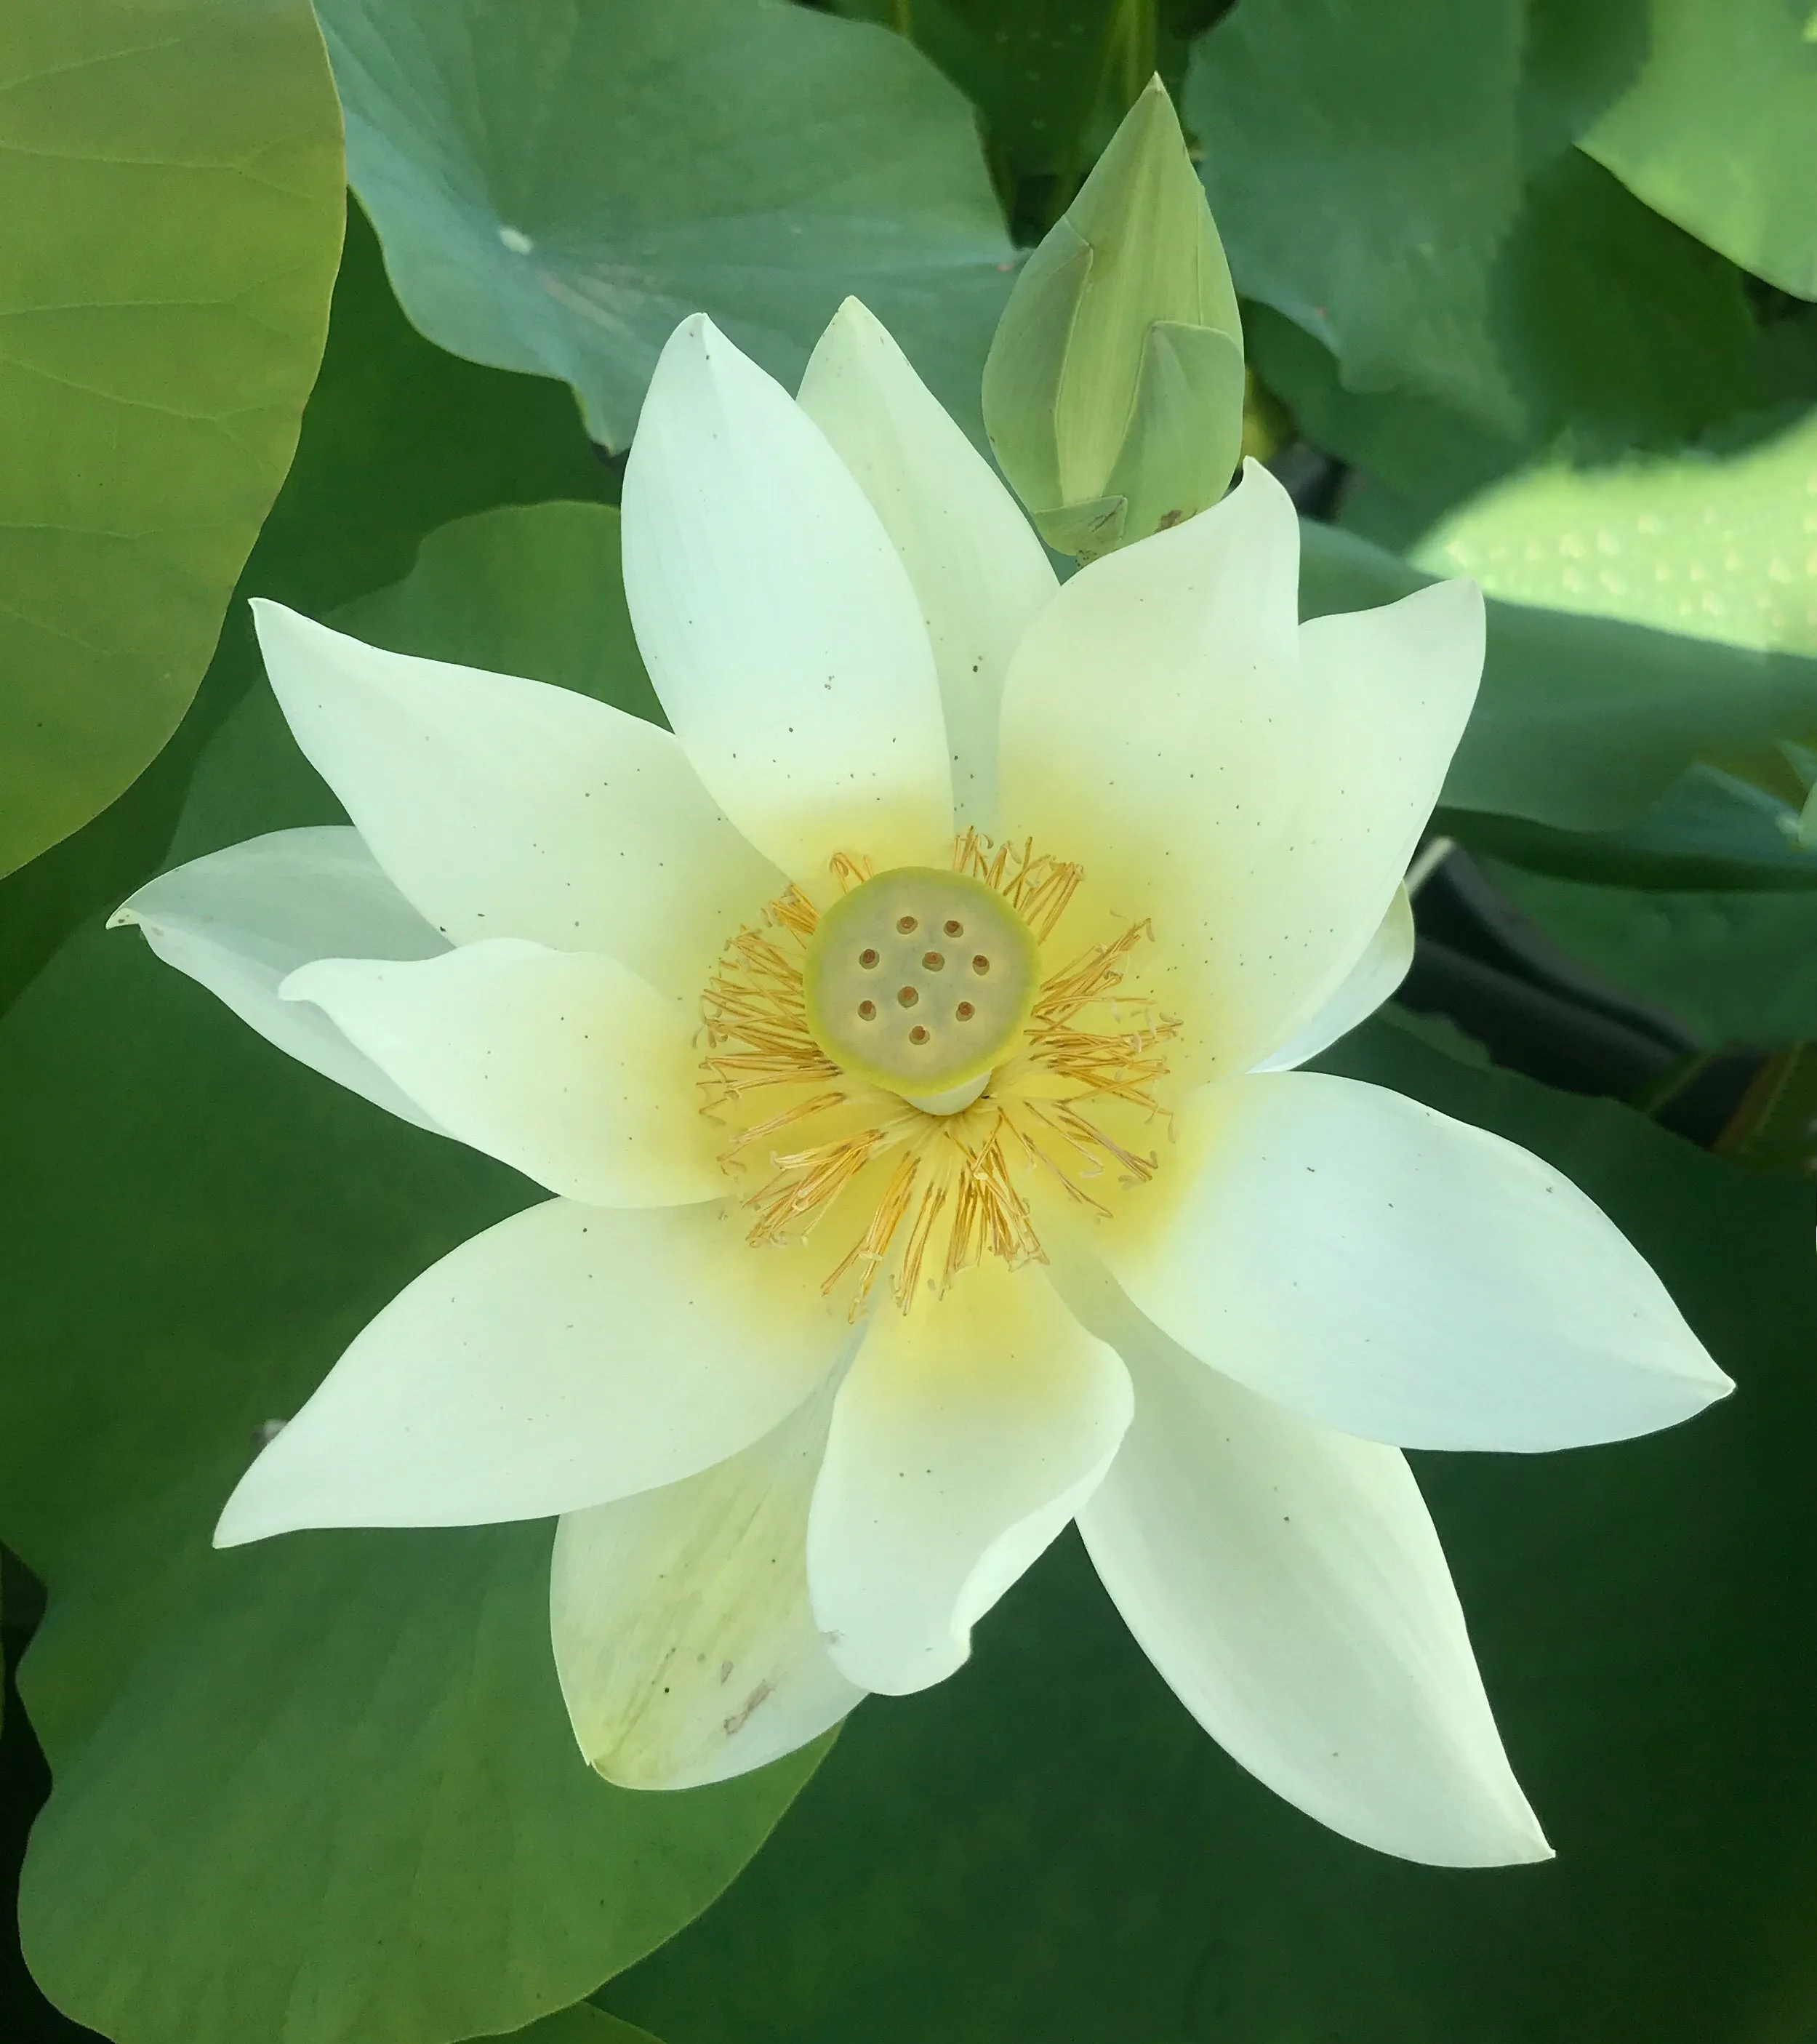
(113, 300, 1731, 1868)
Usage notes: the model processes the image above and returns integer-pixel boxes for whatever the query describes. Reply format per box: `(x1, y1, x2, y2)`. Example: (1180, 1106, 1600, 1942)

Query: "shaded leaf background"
(4, 1, 1817, 2041)
(605, 1019, 1817, 2044)
(2, 543, 822, 2044)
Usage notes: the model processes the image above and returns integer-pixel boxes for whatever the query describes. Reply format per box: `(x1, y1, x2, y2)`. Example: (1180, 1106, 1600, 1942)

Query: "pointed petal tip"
(670, 309, 731, 360)
(1116, 71, 1179, 140)
(830, 293, 883, 334)
(1421, 570, 1487, 628)
(248, 595, 338, 668)
(1427, 1809, 1552, 1869)
(808, 295, 892, 370)
(1691, 1355, 1738, 1406)
(1485, 1800, 1555, 1868)
(246, 593, 302, 633)
(1396, 1786, 1552, 1867)
(212, 1433, 333, 1550)
(646, 309, 774, 416)
(1381, 572, 1486, 677)
(1165, 454, 1299, 565)
(212, 1468, 375, 1550)
(1627, 1329, 1735, 1432)
(1230, 457, 1299, 524)
(211, 1487, 270, 1551)
(1381, 1780, 1554, 1869)
(803, 297, 879, 387)
(648, 311, 720, 384)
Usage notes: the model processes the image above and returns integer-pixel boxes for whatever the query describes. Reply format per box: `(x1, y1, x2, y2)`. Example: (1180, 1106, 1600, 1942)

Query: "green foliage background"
(1, 1, 1815, 2040)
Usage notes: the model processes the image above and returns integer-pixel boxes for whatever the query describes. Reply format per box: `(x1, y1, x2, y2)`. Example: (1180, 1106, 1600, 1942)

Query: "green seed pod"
(982, 76, 1246, 561)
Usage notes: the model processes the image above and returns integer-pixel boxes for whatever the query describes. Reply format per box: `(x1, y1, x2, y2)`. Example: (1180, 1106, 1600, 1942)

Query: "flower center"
(800, 867, 1040, 1115)
(699, 832, 1176, 1315)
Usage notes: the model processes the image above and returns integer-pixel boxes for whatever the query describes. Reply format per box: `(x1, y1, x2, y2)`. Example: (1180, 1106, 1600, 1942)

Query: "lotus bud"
(982, 76, 1246, 561)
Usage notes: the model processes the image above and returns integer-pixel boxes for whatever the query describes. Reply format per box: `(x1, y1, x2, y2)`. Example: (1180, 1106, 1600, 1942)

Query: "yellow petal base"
(699, 833, 1177, 1315)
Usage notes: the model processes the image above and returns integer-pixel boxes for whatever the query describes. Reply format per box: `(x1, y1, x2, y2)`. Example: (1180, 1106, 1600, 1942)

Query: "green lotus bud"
(982, 76, 1246, 561)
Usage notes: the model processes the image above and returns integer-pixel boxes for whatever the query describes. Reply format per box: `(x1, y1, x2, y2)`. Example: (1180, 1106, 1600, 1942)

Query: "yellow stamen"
(699, 835, 1176, 1315)
(952, 826, 1083, 940)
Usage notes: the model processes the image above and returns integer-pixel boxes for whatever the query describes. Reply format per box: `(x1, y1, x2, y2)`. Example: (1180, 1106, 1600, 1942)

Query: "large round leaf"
(316, 0, 1015, 448)
(0, 0, 344, 875)
(0, 202, 612, 1031)
(1192, 0, 1528, 429)
(1581, 0, 1817, 300)
(1184, 0, 1757, 449)
(3, 512, 825, 2044)
(604, 1017, 1817, 2044)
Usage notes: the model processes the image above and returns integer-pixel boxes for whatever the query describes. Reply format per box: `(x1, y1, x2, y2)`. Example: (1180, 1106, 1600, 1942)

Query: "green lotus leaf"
(0, 204, 613, 1031)
(1187, 0, 1759, 486)
(315, 0, 1015, 449)
(1582, 0, 1817, 300)
(0, 0, 344, 877)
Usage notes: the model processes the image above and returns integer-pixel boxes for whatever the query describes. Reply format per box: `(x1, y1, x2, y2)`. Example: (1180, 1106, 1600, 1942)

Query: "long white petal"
(621, 315, 953, 885)
(798, 298, 1057, 831)
(214, 1200, 852, 1544)
(1059, 1251, 1549, 1866)
(251, 601, 780, 1000)
(110, 827, 449, 1131)
(806, 1259, 1131, 1694)
(1101, 1070, 1731, 1452)
(1250, 886, 1414, 1072)
(997, 463, 1481, 1081)
(553, 1379, 863, 1791)
(283, 940, 720, 1209)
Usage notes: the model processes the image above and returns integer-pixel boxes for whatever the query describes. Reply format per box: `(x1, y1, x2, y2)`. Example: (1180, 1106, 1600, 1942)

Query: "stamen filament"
(697, 833, 1176, 1316)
